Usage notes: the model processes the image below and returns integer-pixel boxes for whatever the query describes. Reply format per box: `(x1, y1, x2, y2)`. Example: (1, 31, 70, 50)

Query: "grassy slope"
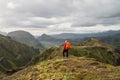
(0, 71, 7, 79)
(4, 56, 120, 80)
(4, 44, 120, 80)
(3, 38, 120, 80)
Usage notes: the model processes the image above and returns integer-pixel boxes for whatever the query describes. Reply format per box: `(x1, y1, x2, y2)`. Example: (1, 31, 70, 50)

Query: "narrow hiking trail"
(4, 55, 120, 80)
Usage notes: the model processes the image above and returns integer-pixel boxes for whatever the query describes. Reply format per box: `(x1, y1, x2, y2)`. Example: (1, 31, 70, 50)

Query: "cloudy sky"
(0, 0, 120, 35)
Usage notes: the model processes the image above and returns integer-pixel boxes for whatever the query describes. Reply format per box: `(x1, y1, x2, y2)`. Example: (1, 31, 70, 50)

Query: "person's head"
(65, 40, 67, 43)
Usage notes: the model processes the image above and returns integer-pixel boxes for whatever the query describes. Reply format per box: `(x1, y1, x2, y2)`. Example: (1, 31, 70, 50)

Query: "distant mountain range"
(81, 32, 120, 48)
(51, 30, 120, 39)
(7, 30, 44, 50)
(38, 34, 65, 48)
(68, 32, 120, 49)
(4, 30, 120, 49)
(0, 34, 40, 75)
(38, 30, 120, 48)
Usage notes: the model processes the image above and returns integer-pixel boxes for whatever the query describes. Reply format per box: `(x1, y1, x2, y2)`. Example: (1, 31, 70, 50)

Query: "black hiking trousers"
(63, 50, 68, 57)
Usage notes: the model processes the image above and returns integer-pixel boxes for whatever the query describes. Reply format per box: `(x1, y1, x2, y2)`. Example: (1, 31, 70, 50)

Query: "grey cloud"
(12, 0, 75, 18)
(0, 0, 120, 33)
(71, 0, 120, 27)
(71, 16, 120, 27)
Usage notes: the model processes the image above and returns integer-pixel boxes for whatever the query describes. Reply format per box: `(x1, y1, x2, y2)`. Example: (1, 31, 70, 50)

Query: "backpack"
(66, 42, 71, 50)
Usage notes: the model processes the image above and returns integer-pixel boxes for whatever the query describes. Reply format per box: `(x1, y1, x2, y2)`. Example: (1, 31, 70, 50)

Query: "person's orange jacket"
(63, 42, 71, 50)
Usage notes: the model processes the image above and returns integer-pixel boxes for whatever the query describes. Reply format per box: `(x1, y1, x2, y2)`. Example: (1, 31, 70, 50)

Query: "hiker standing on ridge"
(63, 40, 71, 57)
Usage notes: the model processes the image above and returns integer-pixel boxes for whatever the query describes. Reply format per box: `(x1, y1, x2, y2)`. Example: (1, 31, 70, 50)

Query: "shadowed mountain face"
(0, 34, 40, 75)
(7, 30, 44, 50)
